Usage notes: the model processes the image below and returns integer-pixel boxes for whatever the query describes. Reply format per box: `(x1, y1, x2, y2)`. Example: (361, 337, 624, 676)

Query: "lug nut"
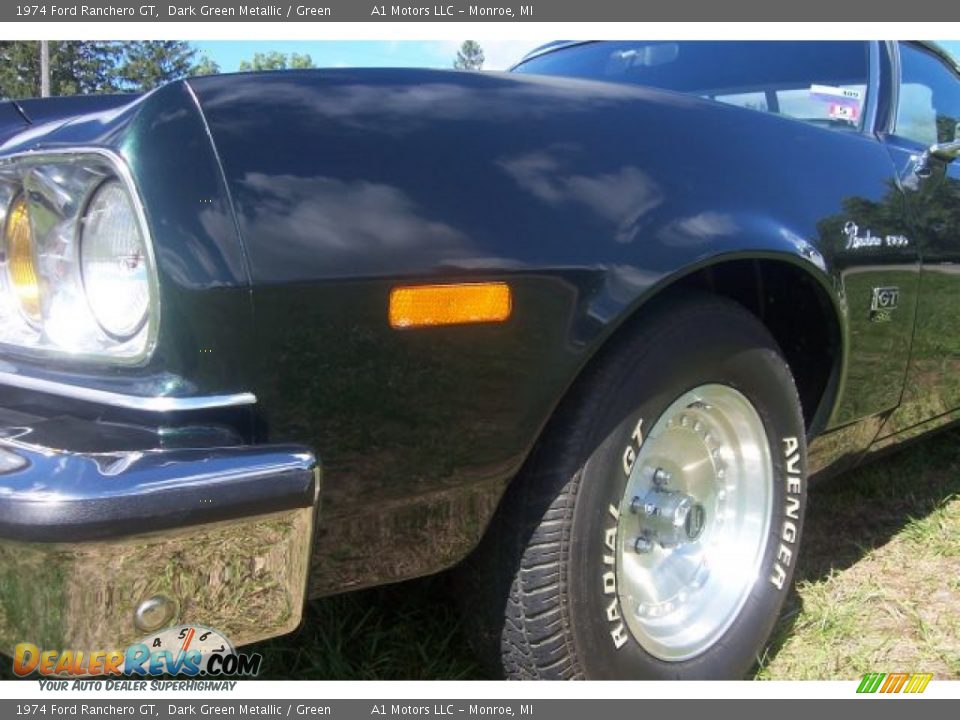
(630, 496, 643, 513)
(653, 468, 671, 487)
(634, 535, 654, 554)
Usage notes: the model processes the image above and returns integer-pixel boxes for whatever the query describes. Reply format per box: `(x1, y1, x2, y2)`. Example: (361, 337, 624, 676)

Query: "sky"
(194, 40, 960, 73)
(192, 39, 550, 72)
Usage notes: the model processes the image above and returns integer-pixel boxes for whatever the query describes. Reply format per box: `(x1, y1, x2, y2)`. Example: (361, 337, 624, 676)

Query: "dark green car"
(1, 40, 959, 679)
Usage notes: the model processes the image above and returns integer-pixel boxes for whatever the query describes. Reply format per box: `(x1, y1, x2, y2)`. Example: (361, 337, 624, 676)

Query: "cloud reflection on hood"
(498, 149, 663, 244)
(235, 172, 471, 281)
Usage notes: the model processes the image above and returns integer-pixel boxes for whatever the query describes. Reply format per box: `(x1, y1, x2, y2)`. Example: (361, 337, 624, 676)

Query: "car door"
(878, 41, 960, 440)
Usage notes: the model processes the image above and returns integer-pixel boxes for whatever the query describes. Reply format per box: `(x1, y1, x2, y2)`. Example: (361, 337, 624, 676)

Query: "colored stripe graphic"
(857, 673, 886, 693)
(881, 673, 910, 693)
(903, 674, 933, 694)
(857, 672, 932, 694)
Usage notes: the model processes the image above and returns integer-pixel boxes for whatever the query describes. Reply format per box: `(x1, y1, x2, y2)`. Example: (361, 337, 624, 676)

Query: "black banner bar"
(0, 0, 957, 22)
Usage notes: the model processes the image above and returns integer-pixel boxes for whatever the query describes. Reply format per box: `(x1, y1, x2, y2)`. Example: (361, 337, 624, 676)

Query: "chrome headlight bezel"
(0, 148, 160, 366)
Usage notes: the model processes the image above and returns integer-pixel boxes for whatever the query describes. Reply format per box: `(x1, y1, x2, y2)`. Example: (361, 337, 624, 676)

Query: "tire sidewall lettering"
(770, 436, 803, 591)
(602, 416, 644, 651)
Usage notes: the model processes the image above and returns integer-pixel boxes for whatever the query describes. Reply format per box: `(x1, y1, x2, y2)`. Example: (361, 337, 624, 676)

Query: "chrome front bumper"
(0, 431, 319, 656)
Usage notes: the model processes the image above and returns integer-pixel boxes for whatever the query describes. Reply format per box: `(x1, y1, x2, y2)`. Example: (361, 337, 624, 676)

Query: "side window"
(896, 43, 960, 146)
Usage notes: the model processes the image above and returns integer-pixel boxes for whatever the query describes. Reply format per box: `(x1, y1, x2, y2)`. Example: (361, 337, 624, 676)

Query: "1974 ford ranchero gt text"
(12, 4, 331, 17)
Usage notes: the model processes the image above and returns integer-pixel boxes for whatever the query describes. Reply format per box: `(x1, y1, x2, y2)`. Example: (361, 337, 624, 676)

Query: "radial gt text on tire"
(466, 292, 808, 679)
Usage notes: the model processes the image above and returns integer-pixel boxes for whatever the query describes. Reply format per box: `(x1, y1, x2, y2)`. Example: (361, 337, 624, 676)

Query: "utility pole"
(40, 41, 50, 97)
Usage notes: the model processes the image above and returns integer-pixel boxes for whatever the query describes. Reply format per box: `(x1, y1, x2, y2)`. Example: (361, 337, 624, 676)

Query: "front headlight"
(0, 150, 158, 363)
(80, 180, 151, 340)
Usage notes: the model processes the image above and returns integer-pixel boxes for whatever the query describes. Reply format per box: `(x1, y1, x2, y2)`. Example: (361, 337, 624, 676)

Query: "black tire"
(462, 292, 807, 679)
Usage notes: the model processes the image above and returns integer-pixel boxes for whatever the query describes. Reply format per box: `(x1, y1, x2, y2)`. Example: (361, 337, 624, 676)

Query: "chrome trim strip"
(0, 371, 256, 411)
(889, 40, 902, 134)
(510, 40, 592, 70)
(913, 40, 960, 75)
(864, 41, 881, 136)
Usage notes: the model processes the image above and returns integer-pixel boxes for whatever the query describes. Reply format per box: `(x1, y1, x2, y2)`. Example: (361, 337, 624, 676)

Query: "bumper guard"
(0, 431, 319, 656)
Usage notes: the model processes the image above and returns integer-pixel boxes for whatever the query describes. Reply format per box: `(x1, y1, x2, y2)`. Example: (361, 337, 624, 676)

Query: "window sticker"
(829, 103, 860, 122)
(810, 84, 862, 123)
(809, 84, 864, 102)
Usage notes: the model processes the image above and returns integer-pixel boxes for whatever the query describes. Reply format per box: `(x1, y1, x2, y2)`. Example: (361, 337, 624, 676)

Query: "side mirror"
(912, 138, 960, 181)
(928, 139, 960, 162)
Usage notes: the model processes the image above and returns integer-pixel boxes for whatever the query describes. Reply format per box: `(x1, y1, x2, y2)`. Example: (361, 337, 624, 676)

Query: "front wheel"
(466, 293, 808, 679)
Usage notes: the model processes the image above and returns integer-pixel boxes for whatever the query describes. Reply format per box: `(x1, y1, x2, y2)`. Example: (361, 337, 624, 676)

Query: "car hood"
(0, 101, 29, 144)
(0, 94, 140, 147)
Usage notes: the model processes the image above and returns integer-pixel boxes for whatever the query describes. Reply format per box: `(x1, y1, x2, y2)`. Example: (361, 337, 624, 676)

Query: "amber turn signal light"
(389, 282, 512, 329)
(4, 194, 41, 325)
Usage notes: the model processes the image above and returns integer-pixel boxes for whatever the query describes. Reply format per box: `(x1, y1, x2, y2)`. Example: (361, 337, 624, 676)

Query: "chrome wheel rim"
(615, 384, 773, 661)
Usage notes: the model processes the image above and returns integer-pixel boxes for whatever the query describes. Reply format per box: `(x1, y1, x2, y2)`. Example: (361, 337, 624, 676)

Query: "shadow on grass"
(803, 428, 960, 581)
(250, 574, 487, 680)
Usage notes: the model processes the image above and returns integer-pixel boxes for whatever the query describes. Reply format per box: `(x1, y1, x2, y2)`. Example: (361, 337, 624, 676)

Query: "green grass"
(757, 427, 960, 680)
(3, 428, 959, 680)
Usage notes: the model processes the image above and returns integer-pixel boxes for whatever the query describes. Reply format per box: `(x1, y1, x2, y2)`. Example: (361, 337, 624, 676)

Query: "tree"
(0, 41, 122, 99)
(238, 51, 316, 72)
(0, 41, 223, 98)
(289, 53, 315, 69)
(453, 41, 485, 71)
(191, 54, 221, 78)
(239, 51, 286, 72)
(117, 41, 197, 92)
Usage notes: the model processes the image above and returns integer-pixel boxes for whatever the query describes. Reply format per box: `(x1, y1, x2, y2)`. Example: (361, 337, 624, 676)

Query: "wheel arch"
(661, 254, 844, 435)
(569, 252, 845, 441)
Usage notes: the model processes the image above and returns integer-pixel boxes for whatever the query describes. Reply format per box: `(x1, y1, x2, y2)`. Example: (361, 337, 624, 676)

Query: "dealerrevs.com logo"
(857, 672, 933, 694)
(13, 625, 262, 678)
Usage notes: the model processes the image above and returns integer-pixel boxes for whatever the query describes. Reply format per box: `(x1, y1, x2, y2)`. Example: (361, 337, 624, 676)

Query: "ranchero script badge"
(844, 221, 910, 250)
(870, 286, 900, 323)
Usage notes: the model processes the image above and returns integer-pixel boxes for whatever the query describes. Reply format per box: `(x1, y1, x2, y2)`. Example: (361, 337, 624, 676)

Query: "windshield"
(513, 41, 870, 132)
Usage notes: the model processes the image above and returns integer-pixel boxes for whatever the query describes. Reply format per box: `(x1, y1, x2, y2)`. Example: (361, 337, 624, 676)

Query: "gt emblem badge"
(870, 287, 899, 323)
